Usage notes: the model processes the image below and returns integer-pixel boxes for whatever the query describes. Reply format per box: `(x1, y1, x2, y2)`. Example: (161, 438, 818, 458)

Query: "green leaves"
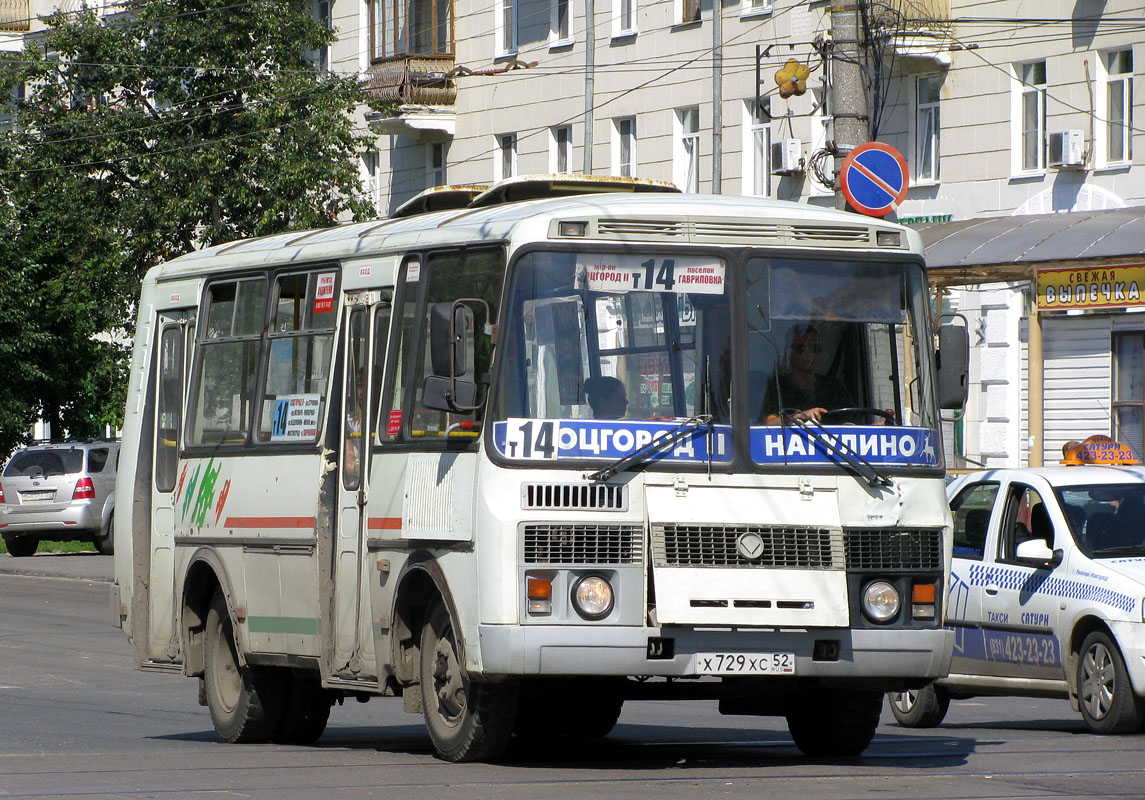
(0, 0, 378, 455)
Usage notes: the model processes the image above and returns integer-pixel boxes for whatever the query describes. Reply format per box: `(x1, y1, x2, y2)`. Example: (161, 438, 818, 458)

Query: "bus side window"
(188, 277, 267, 446)
(387, 250, 503, 441)
(156, 325, 184, 491)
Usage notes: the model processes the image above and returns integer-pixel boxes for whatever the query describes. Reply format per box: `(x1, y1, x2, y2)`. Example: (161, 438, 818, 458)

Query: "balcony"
(367, 55, 456, 107)
(0, 0, 30, 32)
(871, 0, 952, 67)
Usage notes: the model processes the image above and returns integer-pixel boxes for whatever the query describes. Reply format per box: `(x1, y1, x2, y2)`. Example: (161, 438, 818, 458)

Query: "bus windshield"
(491, 249, 940, 472)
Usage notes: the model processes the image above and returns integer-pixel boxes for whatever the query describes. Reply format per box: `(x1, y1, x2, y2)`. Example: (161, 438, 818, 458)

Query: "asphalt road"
(2, 554, 1144, 800)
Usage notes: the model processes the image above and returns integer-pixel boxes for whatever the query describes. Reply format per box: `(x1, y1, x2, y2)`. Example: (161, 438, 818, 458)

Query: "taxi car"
(889, 436, 1145, 734)
(0, 440, 119, 557)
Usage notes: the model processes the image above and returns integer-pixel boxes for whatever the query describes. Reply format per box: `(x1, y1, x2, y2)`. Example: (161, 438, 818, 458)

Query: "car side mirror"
(937, 324, 969, 410)
(1015, 538, 1063, 568)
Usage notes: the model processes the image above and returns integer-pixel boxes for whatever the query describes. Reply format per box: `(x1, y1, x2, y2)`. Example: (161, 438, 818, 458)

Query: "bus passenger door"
(332, 294, 388, 677)
(149, 310, 194, 662)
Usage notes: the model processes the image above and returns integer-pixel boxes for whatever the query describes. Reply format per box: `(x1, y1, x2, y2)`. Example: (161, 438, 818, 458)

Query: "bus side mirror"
(430, 301, 473, 379)
(937, 324, 969, 410)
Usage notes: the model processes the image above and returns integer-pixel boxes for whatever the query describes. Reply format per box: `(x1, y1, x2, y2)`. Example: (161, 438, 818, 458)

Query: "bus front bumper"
(477, 624, 954, 682)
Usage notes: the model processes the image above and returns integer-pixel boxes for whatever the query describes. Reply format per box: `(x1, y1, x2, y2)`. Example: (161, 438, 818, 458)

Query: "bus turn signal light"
(912, 582, 937, 620)
(527, 577, 553, 616)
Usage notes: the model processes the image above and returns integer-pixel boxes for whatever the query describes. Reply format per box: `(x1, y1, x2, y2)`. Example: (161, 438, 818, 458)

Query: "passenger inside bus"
(761, 324, 852, 424)
(584, 376, 629, 419)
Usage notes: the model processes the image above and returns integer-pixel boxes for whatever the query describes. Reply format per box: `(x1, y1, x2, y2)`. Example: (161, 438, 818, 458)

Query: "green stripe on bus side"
(246, 616, 320, 635)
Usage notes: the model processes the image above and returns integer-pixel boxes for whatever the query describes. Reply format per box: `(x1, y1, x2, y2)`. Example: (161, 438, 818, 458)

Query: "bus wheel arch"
(181, 550, 241, 677)
(389, 554, 459, 688)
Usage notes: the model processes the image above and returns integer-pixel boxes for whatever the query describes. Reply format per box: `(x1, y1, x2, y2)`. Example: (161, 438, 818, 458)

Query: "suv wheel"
(93, 513, 114, 555)
(3, 535, 38, 558)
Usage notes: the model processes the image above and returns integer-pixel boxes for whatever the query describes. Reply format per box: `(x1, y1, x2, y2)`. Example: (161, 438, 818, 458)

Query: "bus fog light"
(912, 604, 936, 620)
(862, 581, 900, 623)
(572, 575, 614, 620)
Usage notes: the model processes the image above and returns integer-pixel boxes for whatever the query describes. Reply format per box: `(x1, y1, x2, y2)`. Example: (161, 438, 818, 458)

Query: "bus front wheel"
(419, 600, 517, 761)
(786, 689, 882, 757)
(204, 591, 285, 743)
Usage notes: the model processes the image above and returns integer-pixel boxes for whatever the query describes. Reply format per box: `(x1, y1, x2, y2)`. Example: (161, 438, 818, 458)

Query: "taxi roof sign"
(1060, 435, 1140, 465)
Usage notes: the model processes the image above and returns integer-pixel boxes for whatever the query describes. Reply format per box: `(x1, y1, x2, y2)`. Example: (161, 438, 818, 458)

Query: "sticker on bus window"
(387, 410, 403, 436)
(406, 262, 421, 283)
(271, 393, 322, 441)
(314, 273, 336, 313)
(575, 255, 725, 295)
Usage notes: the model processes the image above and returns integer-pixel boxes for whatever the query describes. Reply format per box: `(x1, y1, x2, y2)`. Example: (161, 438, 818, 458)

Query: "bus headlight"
(861, 580, 900, 623)
(572, 575, 614, 620)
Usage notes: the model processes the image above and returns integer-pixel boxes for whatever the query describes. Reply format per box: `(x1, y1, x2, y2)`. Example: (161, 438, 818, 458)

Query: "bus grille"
(523, 524, 643, 564)
(650, 524, 843, 569)
(521, 482, 627, 511)
(843, 528, 944, 571)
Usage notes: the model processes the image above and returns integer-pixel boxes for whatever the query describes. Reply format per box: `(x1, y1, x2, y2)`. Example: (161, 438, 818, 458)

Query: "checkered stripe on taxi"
(967, 564, 1136, 613)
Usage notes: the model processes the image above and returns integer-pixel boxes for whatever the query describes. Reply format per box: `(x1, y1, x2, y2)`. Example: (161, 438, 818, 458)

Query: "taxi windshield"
(1056, 484, 1145, 557)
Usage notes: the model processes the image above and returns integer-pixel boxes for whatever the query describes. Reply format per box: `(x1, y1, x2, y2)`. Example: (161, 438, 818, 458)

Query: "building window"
(677, 0, 699, 24)
(614, 0, 636, 36)
(551, 125, 573, 173)
(496, 133, 517, 181)
(363, 150, 381, 208)
(741, 0, 771, 16)
(551, 0, 571, 43)
(1113, 332, 1145, 455)
(1014, 60, 1046, 172)
(915, 74, 941, 183)
(675, 106, 700, 193)
(1105, 49, 1133, 164)
(614, 116, 636, 177)
(427, 141, 447, 187)
(742, 99, 770, 196)
(496, 0, 517, 55)
(371, 0, 453, 60)
(315, 0, 331, 71)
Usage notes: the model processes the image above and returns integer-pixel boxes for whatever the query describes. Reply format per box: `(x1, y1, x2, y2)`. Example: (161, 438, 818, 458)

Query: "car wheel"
(887, 684, 950, 728)
(1077, 630, 1145, 734)
(93, 514, 114, 556)
(3, 535, 38, 558)
(420, 600, 517, 761)
(787, 689, 883, 757)
(203, 591, 286, 743)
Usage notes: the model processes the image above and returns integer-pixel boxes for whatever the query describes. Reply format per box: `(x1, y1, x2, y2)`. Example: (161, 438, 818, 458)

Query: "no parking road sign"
(839, 142, 909, 217)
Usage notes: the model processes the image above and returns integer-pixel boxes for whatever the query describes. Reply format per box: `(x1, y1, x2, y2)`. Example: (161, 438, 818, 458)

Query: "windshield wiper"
(586, 415, 712, 482)
(781, 413, 893, 489)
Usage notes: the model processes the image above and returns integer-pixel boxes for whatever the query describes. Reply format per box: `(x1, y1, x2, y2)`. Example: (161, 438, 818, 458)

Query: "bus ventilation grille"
(650, 524, 842, 569)
(523, 524, 644, 565)
(521, 482, 627, 511)
(843, 528, 944, 571)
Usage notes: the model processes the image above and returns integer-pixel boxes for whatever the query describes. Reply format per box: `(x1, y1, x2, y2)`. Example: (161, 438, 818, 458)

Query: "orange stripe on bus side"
(223, 517, 316, 529)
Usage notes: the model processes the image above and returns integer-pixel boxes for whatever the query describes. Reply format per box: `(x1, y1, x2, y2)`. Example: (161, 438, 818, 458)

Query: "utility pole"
(711, 0, 723, 193)
(583, 0, 595, 174)
(829, 0, 868, 210)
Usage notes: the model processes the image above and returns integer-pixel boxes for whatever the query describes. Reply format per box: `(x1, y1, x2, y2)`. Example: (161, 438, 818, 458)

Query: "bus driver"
(762, 324, 851, 425)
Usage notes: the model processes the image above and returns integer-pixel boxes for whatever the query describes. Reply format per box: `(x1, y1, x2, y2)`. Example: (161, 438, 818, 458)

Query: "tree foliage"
(0, 0, 381, 457)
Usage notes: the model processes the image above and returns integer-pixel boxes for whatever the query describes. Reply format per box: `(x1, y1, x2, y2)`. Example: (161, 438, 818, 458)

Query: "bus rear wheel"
(273, 669, 333, 744)
(420, 600, 517, 761)
(204, 591, 285, 743)
(786, 689, 882, 757)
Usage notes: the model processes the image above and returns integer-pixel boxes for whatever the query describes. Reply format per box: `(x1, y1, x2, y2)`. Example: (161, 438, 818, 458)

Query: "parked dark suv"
(0, 440, 119, 557)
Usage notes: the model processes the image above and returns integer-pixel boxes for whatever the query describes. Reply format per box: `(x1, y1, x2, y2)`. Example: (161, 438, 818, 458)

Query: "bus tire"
(420, 600, 517, 762)
(786, 689, 882, 757)
(273, 669, 333, 744)
(1077, 630, 1145, 734)
(887, 684, 950, 728)
(3, 535, 38, 557)
(204, 591, 285, 743)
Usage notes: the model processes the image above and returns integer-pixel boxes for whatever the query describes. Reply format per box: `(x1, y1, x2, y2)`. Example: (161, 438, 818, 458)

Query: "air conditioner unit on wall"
(771, 138, 803, 175)
(1048, 130, 1085, 169)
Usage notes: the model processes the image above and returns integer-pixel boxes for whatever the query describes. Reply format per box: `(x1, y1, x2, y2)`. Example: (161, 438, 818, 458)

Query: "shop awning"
(912, 208, 1145, 288)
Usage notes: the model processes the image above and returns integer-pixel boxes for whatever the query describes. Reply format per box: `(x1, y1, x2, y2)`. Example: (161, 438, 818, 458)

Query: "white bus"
(112, 176, 967, 761)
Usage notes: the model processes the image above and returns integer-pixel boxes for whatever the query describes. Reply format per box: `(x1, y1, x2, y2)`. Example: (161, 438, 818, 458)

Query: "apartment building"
(6, 0, 1145, 467)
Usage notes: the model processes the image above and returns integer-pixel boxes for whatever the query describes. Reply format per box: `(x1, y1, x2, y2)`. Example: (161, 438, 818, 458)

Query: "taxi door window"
(999, 484, 1054, 562)
(949, 482, 998, 560)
